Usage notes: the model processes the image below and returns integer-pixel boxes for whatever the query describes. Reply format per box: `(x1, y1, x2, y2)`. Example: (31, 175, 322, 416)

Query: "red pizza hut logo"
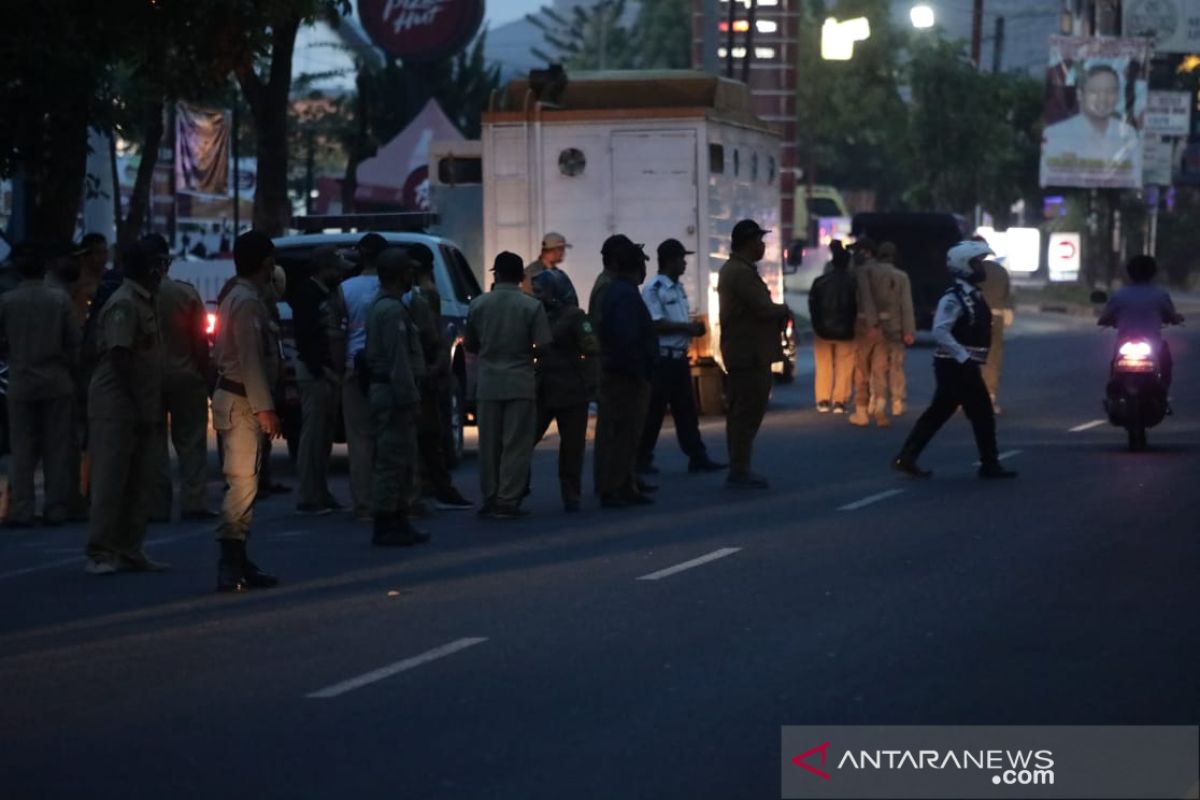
(359, 0, 484, 62)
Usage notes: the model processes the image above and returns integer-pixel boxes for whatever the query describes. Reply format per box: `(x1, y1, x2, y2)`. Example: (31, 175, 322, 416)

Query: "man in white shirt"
(1042, 64, 1141, 183)
(636, 239, 726, 475)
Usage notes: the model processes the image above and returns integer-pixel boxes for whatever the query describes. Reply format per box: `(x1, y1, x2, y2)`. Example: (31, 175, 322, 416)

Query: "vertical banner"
(175, 102, 230, 197)
(1040, 37, 1151, 189)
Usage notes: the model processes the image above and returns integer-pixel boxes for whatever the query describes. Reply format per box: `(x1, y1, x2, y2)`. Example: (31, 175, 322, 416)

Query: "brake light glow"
(206, 312, 218, 336)
(1118, 341, 1152, 360)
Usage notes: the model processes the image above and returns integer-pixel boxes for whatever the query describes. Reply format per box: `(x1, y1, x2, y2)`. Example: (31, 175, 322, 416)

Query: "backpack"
(808, 270, 858, 341)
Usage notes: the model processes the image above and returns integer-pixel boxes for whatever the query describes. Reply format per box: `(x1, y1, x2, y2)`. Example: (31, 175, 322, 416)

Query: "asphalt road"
(0, 312, 1196, 799)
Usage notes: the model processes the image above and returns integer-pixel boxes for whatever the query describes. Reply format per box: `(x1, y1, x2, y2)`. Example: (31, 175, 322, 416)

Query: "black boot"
(242, 543, 279, 589)
(373, 513, 430, 546)
(891, 453, 932, 478)
(978, 461, 1018, 479)
(216, 539, 248, 593)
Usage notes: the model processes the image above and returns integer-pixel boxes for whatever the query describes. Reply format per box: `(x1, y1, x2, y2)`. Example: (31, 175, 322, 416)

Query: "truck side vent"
(558, 148, 587, 177)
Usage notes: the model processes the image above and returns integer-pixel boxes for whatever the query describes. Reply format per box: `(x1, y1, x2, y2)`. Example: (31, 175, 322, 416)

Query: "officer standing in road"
(637, 239, 725, 476)
(524, 232, 578, 302)
(211, 231, 282, 592)
(151, 237, 215, 522)
(84, 237, 168, 575)
(847, 239, 888, 427)
(255, 265, 290, 499)
(365, 250, 431, 546)
(979, 256, 1013, 413)
(531, 269, 598, 512)
(326, 233, 385, 521)
(808, 240, 858, 414)
(892, 240, 1017, 480)
(293, 245, 348, 514)
(464, 252, 552, 519)
(588, 235, 631, 497)
(874, 242, 916, 419)
(0, 244, 81, 527)
(597, 239, 658, 507)
(717, 220, 791, 489)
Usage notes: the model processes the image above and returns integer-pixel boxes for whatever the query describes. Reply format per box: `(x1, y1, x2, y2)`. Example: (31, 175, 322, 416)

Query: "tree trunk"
(237, 13, 302, 237)
(119, 98, 166, 253)
(27, 99, 91, 244)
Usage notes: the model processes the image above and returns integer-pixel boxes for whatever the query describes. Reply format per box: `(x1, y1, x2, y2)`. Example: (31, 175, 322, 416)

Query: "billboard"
(1040, 37, 1151, 189)
(358, 0, 484, 62)
(175, 103, 230, 197)
(1123, 0, 1200, 54)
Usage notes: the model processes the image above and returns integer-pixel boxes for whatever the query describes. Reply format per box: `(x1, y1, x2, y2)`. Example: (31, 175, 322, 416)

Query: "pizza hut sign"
(359, 0, 485, 62)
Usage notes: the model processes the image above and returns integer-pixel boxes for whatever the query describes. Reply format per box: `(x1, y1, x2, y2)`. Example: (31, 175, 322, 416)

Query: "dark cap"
(357, 232, 388, 257)
(311, 245, 353, 272)
(657, 238, 694, 262)
(601, 235, 649, 268)
(234, 230, 275, 275)
(731, 219, 770, 246)
(491, 251, 525, 281)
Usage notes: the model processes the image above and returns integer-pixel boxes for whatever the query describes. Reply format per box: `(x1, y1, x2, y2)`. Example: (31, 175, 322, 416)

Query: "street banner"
(175, 102, 230, 197)
(1123, 0, 1200, 54)
(1048, 232, 1081, 282)
(1040, 37, 1151, 189)
(1144, 90, 1192, 136)
(1142, 134, 1178, 185)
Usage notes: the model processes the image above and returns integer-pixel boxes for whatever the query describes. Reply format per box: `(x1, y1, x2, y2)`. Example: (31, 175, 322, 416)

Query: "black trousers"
(900, 359, 999, 465)
(638, 356, 706, 466)
(535, 402, 589, 505)
(417, 383, 453, 497)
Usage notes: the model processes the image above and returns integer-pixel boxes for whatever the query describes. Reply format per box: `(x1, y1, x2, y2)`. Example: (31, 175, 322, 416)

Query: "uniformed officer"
(588, 236, 629, 497)
(874, 242, 916, 419)
(293, 245, 347, 514)
(84, 237, 168, 575)
(892, 240, 1017, 480)
(979, 257, 1013, 412)
(597, 238, 658, 507)
(717, 220, 791, 489)
(847, 239, 888, 427)
(152, 237, 215, 521)
(524, 232, 578, 303)
(365, 249, 431, 545)
(211, 230, 282, 592)
(326, 233, 385, 521)
(464, 252, 552, 519)
(531, 268, 598, 512)
(256, 265, 290, 498)
(637, 239, 726, 476)
(405, 254, 471, 510)
(0, 244, 81, 527)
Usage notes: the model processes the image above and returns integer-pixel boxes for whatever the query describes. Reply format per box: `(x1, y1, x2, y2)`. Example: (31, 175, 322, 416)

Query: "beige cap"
(541, 232, 571, 250)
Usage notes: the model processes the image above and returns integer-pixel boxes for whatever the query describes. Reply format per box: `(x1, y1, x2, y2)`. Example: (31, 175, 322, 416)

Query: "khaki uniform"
(212, 278, 280, 542)
(464, 284, 552, 509)
(874, 262, 916, 415)
(86, 280, 163, 561)
(325, 275, 379, 516)
(717, 255, 788, 476)
(153, 277, 211, 517)
(407, 290, 453, 501)
(979, 261, 1012, 402)
(0, 280, 81, 524)
(45, 273, 89, 511)
(365, 292, 422, 516)
(292, 276, 338, 508)
(850, 259, 889, 421)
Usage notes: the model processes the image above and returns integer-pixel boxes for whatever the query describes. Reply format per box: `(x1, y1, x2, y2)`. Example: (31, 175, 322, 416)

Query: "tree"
(629, 0, 691, 69)
(527, 0, 691, 70)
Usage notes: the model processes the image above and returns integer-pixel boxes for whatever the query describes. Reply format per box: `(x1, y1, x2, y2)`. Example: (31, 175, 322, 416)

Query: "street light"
(910, 4, 935, 29)
(821, 16, 870, 61)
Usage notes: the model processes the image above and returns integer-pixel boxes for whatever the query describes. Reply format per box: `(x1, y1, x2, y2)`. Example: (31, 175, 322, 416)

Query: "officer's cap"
(657, 238, 694, 262)
(541, 232, 571, 251)
(491, 251, 525, 281)
(601, 235, 649, 267)
(731, 219, 770, 249)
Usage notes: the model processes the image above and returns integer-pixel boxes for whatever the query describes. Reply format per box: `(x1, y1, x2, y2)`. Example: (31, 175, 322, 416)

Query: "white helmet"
(946, 240, 994, 279)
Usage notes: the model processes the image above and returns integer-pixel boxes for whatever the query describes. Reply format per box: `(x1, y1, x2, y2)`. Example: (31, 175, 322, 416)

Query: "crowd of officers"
(7, 217, 965, 591)
(808, 237, 1012, 426)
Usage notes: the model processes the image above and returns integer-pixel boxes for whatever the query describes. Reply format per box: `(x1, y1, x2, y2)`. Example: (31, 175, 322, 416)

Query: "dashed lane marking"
(1069, 419, 1106, 432)
(636, 548, 743, 581)
(838, 489, 906, 512)
(306, 638, 489, 699)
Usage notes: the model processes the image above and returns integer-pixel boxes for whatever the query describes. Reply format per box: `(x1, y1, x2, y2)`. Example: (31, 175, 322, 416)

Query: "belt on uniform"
(217, 377, 247, 397)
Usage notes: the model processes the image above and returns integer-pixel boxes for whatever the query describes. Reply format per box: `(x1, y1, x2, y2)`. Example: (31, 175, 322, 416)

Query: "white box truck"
(480, 71, 794, 398)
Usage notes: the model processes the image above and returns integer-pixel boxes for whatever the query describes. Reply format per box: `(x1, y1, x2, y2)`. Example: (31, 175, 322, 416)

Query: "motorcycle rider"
(1097, 255, 1184, 393)
(892, 240, 1017, 480)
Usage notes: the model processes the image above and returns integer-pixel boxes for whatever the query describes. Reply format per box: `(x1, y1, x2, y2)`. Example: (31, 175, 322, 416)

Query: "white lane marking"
(269, 530, 312, 540)
(0, 556, 82, 580)
(838, 489, 906, 512)
(306, 638, 489, 699)
(974, 449, 1022, 467)
(636, 547, 742, 581)
(1069, 419, 1106, 432)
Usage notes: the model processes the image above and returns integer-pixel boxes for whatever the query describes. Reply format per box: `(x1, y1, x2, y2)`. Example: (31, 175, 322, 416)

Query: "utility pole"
(725, 0, 736, 78)
(970, 0, 984, 67)
(742, 0, 757, 83)
(992, 16, 1005, 73)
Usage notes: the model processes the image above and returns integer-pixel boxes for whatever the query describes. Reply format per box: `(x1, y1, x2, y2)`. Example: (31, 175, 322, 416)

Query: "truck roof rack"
(291, 212, 439, 233)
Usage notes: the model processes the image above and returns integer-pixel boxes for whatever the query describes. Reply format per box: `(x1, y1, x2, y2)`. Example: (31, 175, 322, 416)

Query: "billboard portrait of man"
(1040, 37, 1151, 189)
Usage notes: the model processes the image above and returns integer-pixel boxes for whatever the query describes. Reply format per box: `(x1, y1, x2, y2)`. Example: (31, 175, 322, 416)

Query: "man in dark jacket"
(808, 240, 857, 414)
(596, 238, 657, 507)
(293, 245, 348, 513)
